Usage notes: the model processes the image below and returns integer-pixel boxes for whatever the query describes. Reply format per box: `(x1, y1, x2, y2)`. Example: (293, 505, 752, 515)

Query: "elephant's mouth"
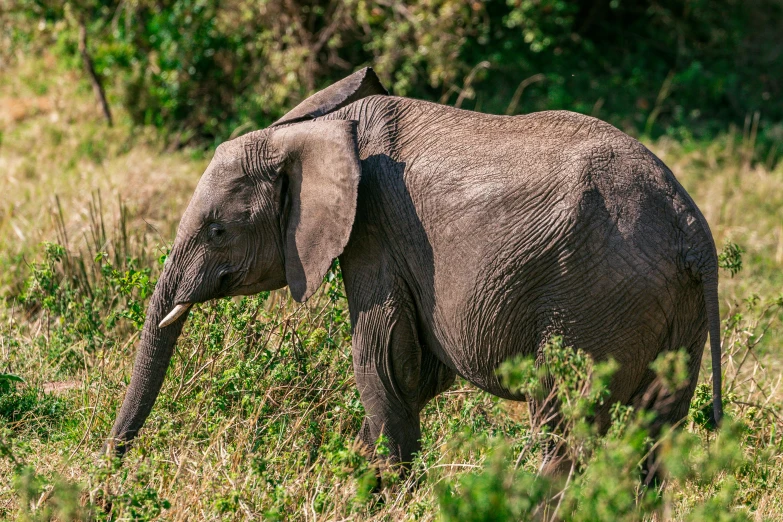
(217, 266, 242, 292)
(230, 281, 269, 296)
(158, 265, 276, 328)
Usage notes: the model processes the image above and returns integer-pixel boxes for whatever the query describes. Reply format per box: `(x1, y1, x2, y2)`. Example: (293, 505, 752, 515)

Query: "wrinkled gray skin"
(107, 68, 722, 478)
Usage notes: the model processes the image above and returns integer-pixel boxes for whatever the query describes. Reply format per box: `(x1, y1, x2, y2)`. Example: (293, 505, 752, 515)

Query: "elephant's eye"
(207, 223, 226, 241)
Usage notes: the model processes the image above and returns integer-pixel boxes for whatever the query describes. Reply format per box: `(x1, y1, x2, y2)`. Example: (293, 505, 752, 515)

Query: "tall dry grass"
(1, 55, 782, 520)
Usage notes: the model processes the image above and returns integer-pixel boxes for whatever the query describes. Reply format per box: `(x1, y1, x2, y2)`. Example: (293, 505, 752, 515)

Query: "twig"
(455, 61, 490, 108)
(506, 74, 546, 115)
(78, 19, 113, 126)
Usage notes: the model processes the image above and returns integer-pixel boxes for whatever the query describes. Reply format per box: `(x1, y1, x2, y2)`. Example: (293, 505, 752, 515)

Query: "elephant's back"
(361, 95, 631, 142)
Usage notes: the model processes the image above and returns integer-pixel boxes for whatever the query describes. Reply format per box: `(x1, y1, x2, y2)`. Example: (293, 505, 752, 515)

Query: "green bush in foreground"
(441, 338, 751, 521)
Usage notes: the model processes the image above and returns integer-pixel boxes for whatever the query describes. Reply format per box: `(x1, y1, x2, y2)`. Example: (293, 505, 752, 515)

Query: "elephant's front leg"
(352, 296, 424, 466)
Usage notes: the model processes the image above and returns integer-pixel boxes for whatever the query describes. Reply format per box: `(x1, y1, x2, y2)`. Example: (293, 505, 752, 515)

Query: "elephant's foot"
(540, 451, 574, 478)
(640, 448, 667, 490)
(539, 435, 575, 487)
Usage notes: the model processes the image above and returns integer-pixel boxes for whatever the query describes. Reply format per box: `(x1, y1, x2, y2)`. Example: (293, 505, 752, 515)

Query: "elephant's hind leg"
(529, 346, 579, 479)
(531, 398, 575, 478)
(629, 360, 702, 486)
(630, 291, 708, 485)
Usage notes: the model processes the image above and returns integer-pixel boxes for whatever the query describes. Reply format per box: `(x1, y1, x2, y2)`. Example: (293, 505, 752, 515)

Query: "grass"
(1, 54, 783, 520)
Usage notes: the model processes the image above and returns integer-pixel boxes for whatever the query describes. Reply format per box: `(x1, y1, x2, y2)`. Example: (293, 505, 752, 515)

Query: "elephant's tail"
(702, 269, 723, 425)
(663, 161, 723, 425)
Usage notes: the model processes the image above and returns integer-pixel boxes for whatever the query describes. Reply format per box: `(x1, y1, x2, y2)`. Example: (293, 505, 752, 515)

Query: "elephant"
(106, 67, 722, 478)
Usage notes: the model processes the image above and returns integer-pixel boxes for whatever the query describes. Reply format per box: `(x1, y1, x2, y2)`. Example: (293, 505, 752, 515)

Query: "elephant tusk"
(158, 303, 192, 328)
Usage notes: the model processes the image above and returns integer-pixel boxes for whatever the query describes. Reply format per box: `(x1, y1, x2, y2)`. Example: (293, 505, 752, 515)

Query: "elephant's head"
(106, 68, 387, 454)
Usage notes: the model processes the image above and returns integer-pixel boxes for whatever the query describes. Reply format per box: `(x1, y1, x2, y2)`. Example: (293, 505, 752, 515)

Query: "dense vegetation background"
(5, 0, 783, 148)
(1, 1, 783, 520)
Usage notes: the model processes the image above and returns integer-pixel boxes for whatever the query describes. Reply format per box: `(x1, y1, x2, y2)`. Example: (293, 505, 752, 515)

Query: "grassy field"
(1, 56, 783, 521)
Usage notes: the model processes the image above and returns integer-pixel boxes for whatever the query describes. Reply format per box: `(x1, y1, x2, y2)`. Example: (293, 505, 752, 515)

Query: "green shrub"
(439, 340, 754, 520)
(438, 445, 551, 522)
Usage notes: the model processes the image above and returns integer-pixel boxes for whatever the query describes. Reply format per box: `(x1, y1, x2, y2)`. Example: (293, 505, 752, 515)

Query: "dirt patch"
(42, 380, 80, 394)
(0, 96, 54, 124)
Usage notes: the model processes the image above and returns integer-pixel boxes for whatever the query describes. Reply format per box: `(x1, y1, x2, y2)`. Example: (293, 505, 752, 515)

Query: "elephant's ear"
(271, 120, 361, 302)
(272, 67, 388, 127)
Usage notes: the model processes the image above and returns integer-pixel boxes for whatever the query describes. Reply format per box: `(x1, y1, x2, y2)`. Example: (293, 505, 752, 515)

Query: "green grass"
(1, 55, 783, 521)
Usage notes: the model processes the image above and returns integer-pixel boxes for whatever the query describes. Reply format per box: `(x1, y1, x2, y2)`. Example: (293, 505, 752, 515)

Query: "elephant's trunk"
(107, 263, 188, 456)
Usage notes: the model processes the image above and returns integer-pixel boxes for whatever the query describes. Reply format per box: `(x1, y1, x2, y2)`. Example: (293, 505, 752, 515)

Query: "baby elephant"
(106, 67, 722, 478)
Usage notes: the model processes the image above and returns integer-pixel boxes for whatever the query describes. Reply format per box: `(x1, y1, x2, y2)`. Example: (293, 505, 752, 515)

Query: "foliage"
(4, 0, 783, 155)
(2, 48, 783, 521)
(0, 373, 25, 394)
(441, 340, 757, 521)
(438, 445, 551, 522)
(4, 196, 777, 519)
(19, 211, 155, 374)
(719, 241, 745, 278)
(449, 340, 764, 521)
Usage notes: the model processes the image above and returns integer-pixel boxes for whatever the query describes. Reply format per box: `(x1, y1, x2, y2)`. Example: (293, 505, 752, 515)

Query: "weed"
(719, 242, 745, 278)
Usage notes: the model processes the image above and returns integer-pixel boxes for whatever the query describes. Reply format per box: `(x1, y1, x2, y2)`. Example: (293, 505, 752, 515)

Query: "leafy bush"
(0, 385, 70, 439)
(440, 339, 754, 521)
(719, 241, 745, 277)
(16, 199, 157, 374)
(439, 445, 551, 521)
